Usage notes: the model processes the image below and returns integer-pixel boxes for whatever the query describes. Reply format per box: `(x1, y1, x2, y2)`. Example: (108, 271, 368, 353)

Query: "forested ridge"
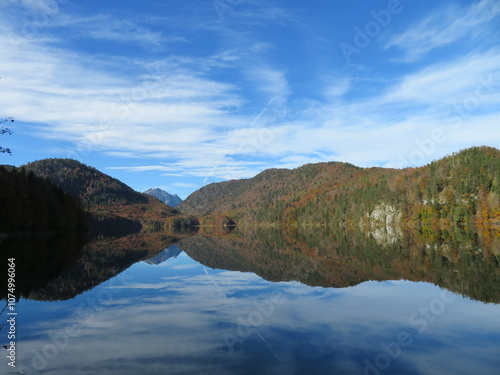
(22, 158, 180, 233)
(0, 165, 87, 233)
(179, 146, 500, 227)
(23, 158, 149, 207)
(2, 147, 498, 235)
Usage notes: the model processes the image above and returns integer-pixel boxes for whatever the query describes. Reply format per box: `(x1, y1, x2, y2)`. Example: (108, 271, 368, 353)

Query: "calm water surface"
(2, 228, 500, 375)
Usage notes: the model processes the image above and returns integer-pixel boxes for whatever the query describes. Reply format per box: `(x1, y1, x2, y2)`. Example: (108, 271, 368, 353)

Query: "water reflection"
(0, 231, 186, 301)
(179, 225, 500, 303)
(2, 226, 499, 374)
(10, 254, 500, 375)
(144, 245, 182, 265)
(0, 234, 85, 301)
(3, 225, 499, 303)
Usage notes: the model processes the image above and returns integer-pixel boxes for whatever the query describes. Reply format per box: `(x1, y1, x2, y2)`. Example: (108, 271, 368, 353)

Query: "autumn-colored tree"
(179, 146, 500, 227)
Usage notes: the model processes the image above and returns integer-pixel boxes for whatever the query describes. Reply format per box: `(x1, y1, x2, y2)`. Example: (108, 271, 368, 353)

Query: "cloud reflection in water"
(13, 252, 500, 375)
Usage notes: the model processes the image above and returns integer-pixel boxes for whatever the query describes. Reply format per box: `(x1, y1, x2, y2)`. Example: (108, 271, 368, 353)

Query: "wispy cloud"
(171, 182, 200, 189)
(381, 49, 500, 107)
(386, 0, 500, 61)
(54, 14, 173, 49)
(323, 78, 351, 99)
(1, 0, 499, 187)
(249, 67, 291, 100)
(0, 1, 301, 180)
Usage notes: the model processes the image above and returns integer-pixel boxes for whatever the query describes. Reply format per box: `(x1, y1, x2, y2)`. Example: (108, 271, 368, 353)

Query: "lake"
(2, 226, 500, 375)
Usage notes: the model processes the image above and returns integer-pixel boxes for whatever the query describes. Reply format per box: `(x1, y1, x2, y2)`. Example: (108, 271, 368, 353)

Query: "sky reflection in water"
(10, 249, 500, 375)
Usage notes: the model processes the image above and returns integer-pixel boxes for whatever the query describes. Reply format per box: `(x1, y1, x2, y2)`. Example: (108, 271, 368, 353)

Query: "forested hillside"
(23, 159, 180, 232)
(24, 159, 148, 207)
(179, 147, 500, 227)
(0, 166, 87, 233)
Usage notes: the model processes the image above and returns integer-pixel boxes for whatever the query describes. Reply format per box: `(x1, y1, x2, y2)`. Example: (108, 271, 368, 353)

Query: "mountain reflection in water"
(2, 225, 499, 304)
(1, 225, 499, 375)
(179, 225, 500, 304)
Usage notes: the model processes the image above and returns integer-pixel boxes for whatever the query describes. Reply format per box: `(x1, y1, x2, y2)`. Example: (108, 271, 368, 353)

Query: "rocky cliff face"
(365, 203, 403, 245)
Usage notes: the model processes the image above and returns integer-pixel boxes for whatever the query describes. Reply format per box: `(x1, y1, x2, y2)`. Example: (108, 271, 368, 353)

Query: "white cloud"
(171, 182, 201, 188)
(0, 15, 248, 161)
(386, 0, 500, 61)
(249, 67, 291, 99)
(0, 3, 301, 181)
(1, 0, 499, 185)
(382, 49, 500, 106)
(324, 78, 351, 99)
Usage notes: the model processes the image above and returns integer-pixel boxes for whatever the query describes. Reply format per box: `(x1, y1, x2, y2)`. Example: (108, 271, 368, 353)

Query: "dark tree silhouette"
(0, 117, 14, 155)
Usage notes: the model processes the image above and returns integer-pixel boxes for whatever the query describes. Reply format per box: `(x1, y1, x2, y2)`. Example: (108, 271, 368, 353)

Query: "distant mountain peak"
(144, 188, 183, 207)
(144, 245, 182, 265)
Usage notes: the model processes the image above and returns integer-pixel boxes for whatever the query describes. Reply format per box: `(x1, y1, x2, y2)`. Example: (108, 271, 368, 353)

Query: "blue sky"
(0, 0, 499, 198)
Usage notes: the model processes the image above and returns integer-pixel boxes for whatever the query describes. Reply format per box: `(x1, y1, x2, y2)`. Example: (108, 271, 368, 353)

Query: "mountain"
(178, 146, 500, 227)
(23, 159, 180, 234)
(0, 165, 87, 234)
(0, 164, 15, 172)
(144, 245, 182, 265)
(144, 188, 183, 207)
